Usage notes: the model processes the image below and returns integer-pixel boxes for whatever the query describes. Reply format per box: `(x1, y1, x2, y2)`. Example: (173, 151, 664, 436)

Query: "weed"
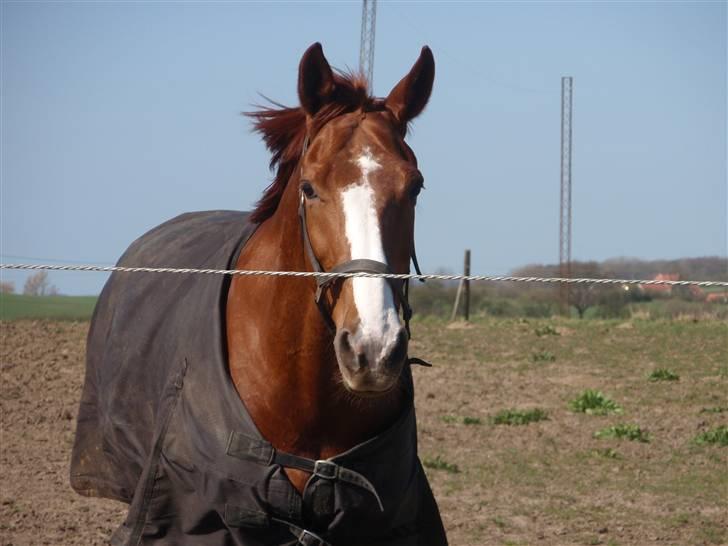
(532, 351, 556, 362)
(492, 408, 549, 425)
(591, 447, 620, 459)
(423, 455, 461, 474)
(440, 415, 458, 424)
(693, 426, 728, 447)
(569, 390, 623, 415)
(463, 416, 482, 425)
(648, 368, 680, 381)
(699, 406, 728, 414)
(594, 423, 650, 443)
(492, 516, 506, 529)
(535, 325, 560, 337)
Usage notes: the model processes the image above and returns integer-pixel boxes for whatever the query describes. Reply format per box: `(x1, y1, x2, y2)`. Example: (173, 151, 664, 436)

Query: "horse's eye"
(301, 181, 317, 199)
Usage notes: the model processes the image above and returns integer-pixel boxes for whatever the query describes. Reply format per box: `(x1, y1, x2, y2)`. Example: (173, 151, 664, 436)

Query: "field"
(1, 317, 726, 545)
(0, 294, 97, 321)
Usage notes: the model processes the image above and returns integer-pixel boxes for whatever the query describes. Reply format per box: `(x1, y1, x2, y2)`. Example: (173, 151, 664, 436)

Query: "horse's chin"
(338, 369, 401, 399)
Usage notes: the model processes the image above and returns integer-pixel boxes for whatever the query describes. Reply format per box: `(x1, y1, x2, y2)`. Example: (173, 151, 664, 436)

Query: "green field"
(0, 294, 97, 321)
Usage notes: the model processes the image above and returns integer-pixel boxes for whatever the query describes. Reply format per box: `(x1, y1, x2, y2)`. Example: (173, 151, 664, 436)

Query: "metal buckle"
(313, 460, 339, 480)
(298, 528, 327, 546)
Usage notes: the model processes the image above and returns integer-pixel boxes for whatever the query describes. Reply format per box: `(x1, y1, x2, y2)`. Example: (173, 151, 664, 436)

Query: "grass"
(532, 350, 556, 362)
(422, 455, 461, 474)
(594, 423, 650, 443)
(569, 389, 623, 416)
(693, 426, 728, 447)
(0, 294, 97, 321)
(492, 408, 549, 425)
(534, 325, 560, 337)
(648, 368, 680, 381)
(699, 406, 728, 414)
(591, 447, 621, 459)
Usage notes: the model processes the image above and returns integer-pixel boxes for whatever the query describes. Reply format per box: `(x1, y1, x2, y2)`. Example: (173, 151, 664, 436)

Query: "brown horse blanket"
(71, 211, 446, 546)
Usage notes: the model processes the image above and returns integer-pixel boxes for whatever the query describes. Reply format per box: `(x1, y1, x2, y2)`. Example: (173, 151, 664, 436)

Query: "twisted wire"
(2, 263, 726, 288)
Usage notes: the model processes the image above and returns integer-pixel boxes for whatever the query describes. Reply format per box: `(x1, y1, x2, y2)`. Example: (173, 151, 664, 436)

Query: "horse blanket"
(70, 211, 447, 546)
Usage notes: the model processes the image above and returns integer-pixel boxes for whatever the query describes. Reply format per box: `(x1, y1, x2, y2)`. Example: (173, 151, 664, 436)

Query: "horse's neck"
(227, 190, 403, 466)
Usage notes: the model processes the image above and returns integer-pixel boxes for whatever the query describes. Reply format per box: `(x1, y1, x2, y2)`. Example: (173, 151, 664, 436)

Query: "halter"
(297, 135, 424, 338)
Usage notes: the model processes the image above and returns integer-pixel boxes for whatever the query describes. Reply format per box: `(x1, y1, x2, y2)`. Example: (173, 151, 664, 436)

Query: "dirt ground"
(1, 318, 726, 546)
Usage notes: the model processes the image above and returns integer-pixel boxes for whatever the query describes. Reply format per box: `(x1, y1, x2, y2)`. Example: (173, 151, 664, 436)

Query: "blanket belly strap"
(226, 431, 384, 511)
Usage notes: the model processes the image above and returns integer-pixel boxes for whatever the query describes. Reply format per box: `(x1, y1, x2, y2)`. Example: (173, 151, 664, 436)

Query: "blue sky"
(2, 1, 725, 295)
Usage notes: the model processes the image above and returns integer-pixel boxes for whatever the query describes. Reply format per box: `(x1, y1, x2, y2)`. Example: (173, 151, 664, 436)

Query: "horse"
(71, 43, 447, 546)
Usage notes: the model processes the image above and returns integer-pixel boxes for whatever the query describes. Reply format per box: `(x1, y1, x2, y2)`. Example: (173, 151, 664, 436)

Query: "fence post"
(463, 249, 471, 321)
(450, 249, 471, 322)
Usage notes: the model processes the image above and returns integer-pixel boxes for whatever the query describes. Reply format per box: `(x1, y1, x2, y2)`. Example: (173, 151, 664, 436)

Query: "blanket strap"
(226, 432, 384, 512)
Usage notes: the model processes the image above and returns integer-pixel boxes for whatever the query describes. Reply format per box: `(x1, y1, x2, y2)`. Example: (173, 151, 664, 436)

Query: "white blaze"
(341, 149, 402, 362)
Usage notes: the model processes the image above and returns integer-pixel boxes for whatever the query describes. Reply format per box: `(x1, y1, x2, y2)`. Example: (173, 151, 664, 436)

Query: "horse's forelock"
(246, 72, 384, 224)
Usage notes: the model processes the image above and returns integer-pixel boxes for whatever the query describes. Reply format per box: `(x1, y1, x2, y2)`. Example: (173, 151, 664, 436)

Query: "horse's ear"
(385, 46, 435, 127)
(298, 42, 336, 116)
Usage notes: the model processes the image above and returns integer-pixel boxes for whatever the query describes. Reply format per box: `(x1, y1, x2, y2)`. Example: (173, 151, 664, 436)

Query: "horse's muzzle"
(334, 326, 408, 394)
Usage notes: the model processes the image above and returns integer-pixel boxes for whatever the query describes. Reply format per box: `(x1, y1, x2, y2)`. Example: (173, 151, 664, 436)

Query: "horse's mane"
(246, 72, 385, 224)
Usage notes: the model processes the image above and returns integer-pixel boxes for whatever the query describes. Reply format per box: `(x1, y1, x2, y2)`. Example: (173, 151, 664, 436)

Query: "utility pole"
(559, 76, 573, 316)
(360, 0, 377, 91)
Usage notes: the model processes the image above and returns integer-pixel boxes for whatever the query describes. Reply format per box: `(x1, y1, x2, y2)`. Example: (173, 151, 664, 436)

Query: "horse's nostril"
(356, 351, 368, 369)
(339, 329, 352, 353)
(383, 328, 408, 371)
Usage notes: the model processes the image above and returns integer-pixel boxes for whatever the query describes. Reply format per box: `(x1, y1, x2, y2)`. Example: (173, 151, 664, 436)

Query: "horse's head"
(294, 44, 434, 396)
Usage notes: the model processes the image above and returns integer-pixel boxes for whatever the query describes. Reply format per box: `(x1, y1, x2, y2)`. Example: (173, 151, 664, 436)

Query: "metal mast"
(359, 0, 377, 91)
(559, 76, 573, 316)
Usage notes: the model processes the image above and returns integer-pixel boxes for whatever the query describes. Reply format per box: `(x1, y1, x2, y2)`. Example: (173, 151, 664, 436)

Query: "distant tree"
(568, 262, 604, 319)
(0, 281, 15, 294)
(23, 271, 58, 296)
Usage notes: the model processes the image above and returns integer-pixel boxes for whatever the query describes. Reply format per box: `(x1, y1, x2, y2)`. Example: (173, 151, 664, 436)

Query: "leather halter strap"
(297, 135, 419, 337)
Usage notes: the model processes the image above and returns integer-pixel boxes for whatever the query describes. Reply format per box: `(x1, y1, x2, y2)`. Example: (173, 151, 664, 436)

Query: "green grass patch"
(423, 455, 460, 473)
(699, 406, 728, 414)
(462, 416, 482, 425)
(693, 426, 728, 447)
(570, 390, 623, 416)
(648, 368, 680, 382)
(594, 423, 650, 443)
(534, 325, 560, 337)
(492, 408, 549, 426)
(440, 415, 458, 424)
(0, 294, 97, 320)
(591, 447, 621, 459)
(532, 350, 556, 362)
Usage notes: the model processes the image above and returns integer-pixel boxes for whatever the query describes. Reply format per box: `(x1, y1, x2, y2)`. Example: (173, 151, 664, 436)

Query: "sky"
(1, 1, 726, 295)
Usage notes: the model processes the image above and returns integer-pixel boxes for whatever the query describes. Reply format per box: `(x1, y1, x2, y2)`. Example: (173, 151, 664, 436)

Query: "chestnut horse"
(71, 43, 446, 546)
(229, 43, 435, 491)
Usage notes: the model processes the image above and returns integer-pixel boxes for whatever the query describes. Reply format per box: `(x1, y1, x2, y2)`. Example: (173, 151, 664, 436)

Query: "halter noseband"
(297, 135, 423, 338)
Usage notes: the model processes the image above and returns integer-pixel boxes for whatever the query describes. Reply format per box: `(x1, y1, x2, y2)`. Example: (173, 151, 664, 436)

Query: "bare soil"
(1, 318, 726, 546)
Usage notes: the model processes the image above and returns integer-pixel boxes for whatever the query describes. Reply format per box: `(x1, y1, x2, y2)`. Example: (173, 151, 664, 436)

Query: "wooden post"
(450, 279, 463, 321)
(463, 249, 471, 321)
